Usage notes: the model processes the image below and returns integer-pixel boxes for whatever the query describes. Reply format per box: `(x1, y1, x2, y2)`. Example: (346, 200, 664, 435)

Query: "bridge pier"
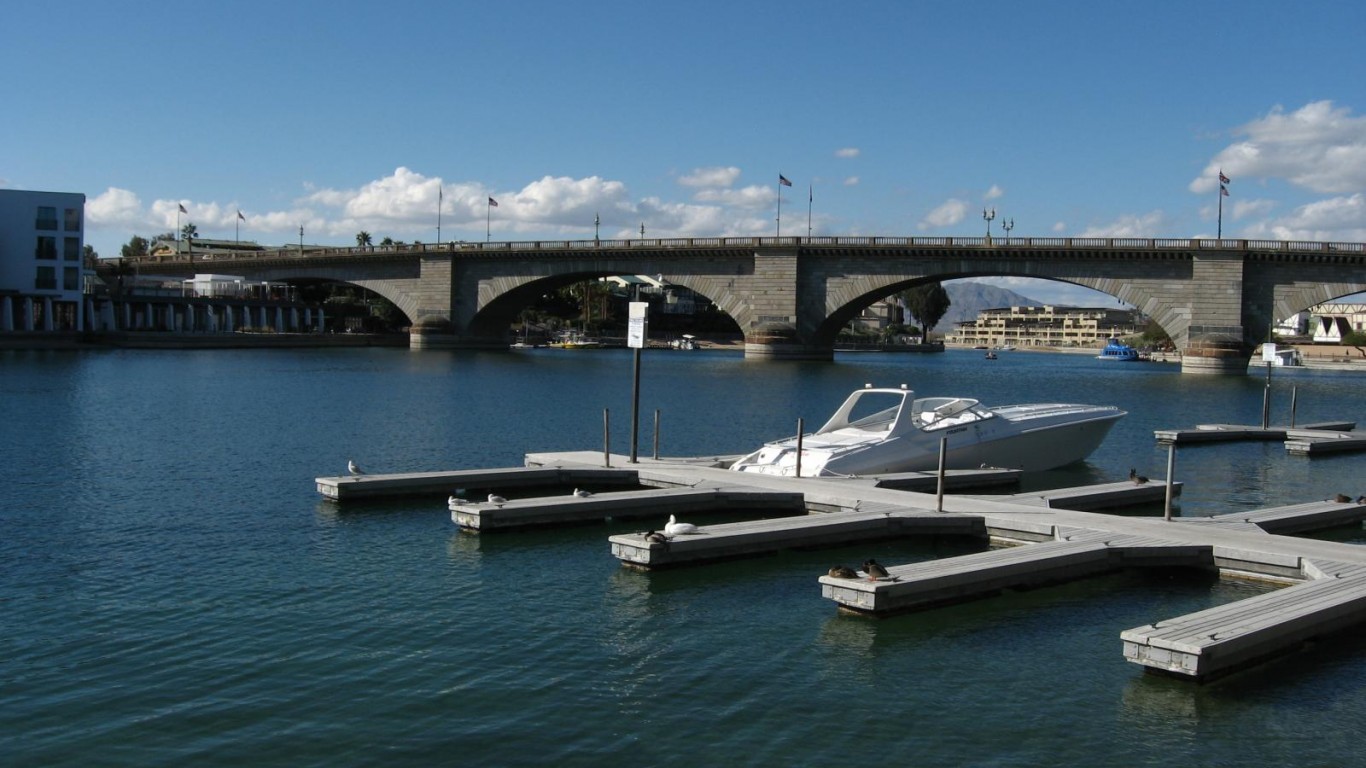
(742, 323, 834, 361)
(1180, 329, 1252, 375)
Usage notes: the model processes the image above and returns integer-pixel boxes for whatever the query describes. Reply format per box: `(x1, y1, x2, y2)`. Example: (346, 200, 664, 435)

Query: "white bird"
(572, 488, 593, 498)
(664, 514, 699, 536)
(348, 459, 364, 476)
(448, 495, 467, 507)
(488, 493, 507, 506)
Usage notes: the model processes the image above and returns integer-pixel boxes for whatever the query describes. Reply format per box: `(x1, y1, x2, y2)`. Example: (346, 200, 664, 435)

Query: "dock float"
(609, 507, 984, 568)
(984, 478, 1180, 510)
(1184, 499, 1366, 535)
(450, 486, 805, 531)
(1154, 421, 1355, 446)
(316, 466, 639, 501)
(819, 532, 1210, 616)
(1121, 562, 1366, 681)
(1285, 431, 1366, 455)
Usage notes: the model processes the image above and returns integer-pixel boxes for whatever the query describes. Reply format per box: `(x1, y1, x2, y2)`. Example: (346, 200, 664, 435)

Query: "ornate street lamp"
(983, 207, 996, 243)
(1002, 218, 1014, 241)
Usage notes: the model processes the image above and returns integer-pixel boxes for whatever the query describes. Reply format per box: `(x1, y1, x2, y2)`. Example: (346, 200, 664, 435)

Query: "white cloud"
(1075, 211, 1167, 238)
(693, 184, 773, 209)
(835, 147, 860, 159)
(1051, 221, 1066, 233)
(678, 166, 741, 187)
(85, 187, 145, 229)
(1237, 193, 1366, 242)
(919, 198, 969, 229)
(984, 184, 1004, 200)
(1191, 100, 1366, 194)
(1231, 198, 1276, 220)
(843, 176, 860, 186)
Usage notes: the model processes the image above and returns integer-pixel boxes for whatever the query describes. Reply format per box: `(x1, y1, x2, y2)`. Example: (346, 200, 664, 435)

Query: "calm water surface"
(4, 347, 1365, 767)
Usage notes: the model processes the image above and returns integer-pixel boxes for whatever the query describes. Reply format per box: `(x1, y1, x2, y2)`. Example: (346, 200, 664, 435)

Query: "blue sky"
(4, 1, 1365, 305)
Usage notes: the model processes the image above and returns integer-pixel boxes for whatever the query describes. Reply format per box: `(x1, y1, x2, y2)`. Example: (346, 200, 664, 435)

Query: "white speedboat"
(729, 384, 1125, 477)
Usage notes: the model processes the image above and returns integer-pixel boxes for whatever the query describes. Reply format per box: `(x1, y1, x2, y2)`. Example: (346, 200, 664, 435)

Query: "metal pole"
(936, 436, 948, 512)
(1290, 385, 1298, 428)
(1261, 362, 1272, 429)
(794, 418, 804, 477)
(603, 408, 610, 467)
(629, 346, 641, 463)
(1163, 442, 1177, 521)
(652, 409, 660, 460)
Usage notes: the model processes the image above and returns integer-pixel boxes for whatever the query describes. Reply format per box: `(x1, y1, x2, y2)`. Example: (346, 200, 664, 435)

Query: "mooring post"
(936, 436, 948, 512)
(1261, 362, 1272, 429)
(795, 418, 804, 477)
(1163, 442, 1177, 522)
(652, 409, 660, 460)
(603, 408, 611, 468)
(1290, 385, 1298, 428)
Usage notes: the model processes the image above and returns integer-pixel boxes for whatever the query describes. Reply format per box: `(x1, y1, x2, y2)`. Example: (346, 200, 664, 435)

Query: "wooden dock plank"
(317, 466, 639, 501)
(1121, 575, 1366, 679)
(451, 486, 806, 530)
(609, 508, 985, 568)
(820, 539, 1116, 615)
(987, 479, 1181, 511)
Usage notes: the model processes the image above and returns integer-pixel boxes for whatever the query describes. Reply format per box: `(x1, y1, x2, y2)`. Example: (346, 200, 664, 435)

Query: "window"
(64, 208, 82, 231)
(35, 266, 56, 290)
(64, 237, 81, 260)
(35, 236, 57, 260)
(36, 206, 57, 230)
(64, 267, 80, 291)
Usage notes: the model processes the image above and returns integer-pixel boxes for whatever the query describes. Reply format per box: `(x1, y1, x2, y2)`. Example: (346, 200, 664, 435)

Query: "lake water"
(4, 346, 1365, 767)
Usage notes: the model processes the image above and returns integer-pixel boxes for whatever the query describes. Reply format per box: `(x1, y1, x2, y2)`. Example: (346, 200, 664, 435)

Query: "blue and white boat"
(1097, 338, 1141, 361)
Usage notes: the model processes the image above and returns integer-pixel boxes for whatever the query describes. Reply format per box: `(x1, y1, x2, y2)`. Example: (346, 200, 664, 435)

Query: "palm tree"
(356, 231, 372, 248)
(181, 222, 198, 240)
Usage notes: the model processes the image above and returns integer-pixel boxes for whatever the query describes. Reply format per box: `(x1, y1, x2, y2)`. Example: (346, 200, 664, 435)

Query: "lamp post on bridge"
(983, 207, 996, 245)
(1002, 218, 1014, 242)
(299, 225, 304, 254)
(594, 213, 600, 245)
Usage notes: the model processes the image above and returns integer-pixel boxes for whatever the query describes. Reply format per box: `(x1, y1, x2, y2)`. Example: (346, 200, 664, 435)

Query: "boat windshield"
(816, 390, 906, 434)
(911, 397, 992, 430)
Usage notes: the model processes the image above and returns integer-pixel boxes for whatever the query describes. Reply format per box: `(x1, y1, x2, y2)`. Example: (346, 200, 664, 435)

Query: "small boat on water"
(729, 384, 1125, 477)
(984, 351, 998, 360)
(1097, 338, 1141, 361)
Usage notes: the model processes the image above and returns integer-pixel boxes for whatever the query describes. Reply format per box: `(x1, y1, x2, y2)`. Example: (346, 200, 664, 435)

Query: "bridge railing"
(119, 235, 1366, 266)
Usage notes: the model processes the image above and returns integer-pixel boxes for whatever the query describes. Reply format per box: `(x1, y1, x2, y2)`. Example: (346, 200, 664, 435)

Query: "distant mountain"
(936, 280, 1042, 330)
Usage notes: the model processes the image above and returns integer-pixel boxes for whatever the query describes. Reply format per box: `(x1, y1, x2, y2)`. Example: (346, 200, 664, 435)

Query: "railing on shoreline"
(120, 235, 1366, 267)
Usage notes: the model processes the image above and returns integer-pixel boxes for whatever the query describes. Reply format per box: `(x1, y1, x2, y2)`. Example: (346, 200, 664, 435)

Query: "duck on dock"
(664, 514, 699, 536)
(448, 495, 467, 506)
(642, 531, 669, 545)
(828, 565, 859, 579)
(863, 558, 892, 582)
(572, 488, 593, 498)
(1129, 468, 1149, 485)
(1333, 493, 1352, 503)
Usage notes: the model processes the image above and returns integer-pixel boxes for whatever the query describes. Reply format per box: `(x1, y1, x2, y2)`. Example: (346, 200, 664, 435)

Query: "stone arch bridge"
(121, 235, 1366, 374)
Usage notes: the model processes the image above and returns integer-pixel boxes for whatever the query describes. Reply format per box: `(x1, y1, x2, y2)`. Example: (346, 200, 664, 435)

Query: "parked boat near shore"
(730, 384, 1125, 477)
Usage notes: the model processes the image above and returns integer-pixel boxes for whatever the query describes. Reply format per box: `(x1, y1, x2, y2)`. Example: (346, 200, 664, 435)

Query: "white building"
(0, 188, 87, 331)
(1309, 303, 1366, 343)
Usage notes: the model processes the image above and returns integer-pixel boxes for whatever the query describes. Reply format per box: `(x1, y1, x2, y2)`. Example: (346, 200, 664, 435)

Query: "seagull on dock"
(1357, 495, 1366, 504)
(572, 488, 593, 498)
(863, 558, 892, 582)
(488, 493, 507, 506)
(348, 459, 364, 476)
(664, 514, 699, 536)
(1129, 468, 1149, 484)
(828, 565, 858, 579)
(448, 495, 467, 507)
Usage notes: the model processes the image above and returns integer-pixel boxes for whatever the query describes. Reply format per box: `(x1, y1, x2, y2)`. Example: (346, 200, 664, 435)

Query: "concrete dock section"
(450, 486, 805, 531)
(317, 465, 640, 501)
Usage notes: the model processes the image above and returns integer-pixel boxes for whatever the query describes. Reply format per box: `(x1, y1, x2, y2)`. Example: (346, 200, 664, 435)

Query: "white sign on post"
(1262, 343, 1277, 363)
(627, 301, 648, 349)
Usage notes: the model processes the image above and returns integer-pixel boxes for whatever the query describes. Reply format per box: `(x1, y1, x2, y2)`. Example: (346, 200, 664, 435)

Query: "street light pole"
(594, 213, 600, 244)
(983, 207, 996, 244)
(299, 225, 304, 254)
(1002, 218, 1014, 242)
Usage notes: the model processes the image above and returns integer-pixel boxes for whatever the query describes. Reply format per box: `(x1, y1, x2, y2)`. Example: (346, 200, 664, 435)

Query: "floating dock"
(1154, 421, 1359, 453)
(315, 450, 1366, 682)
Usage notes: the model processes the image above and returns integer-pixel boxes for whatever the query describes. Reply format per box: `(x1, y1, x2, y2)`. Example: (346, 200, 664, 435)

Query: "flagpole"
(1217, 181, 1223, 239)
(776, 177, 783, 237)
(437, 186, 443, 244)
(486, 198, 491, 242)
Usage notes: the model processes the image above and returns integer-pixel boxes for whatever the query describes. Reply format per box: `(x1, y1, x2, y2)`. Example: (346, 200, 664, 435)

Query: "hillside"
(937, 280, 1042, 330)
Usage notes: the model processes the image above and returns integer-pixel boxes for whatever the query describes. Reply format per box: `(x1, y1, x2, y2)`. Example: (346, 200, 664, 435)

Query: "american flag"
(1219, 171, 1230, 184)
(178, 203, 187, 214)
(778, 174, 792, 187)
(488, 197, 499, 207)
(1220, 185, 1229, 197)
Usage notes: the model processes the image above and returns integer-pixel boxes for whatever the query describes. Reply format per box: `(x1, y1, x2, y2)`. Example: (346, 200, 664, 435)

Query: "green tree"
(120, 234, 150, 259)
(181, 223, 198, 240)
(379, 237, 394, 246)
(82, 244, 99, 269)
(898, 283, 952, 334)
(1342, 330, 1366, 358)
(356, 231, 372, 247)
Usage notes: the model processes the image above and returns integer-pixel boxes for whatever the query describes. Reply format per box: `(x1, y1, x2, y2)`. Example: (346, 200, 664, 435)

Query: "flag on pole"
(778, 174, 792, 187)
(178, 203, 188, 214)
(1219, 171, 1231, 184)
(488, 196, 499, 207)
(1220, 185, 1229, 197)
(237, 210, 245, 221)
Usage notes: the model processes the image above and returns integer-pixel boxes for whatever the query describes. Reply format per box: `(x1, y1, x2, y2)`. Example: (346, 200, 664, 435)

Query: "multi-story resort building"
(945, 305, 1143, 348)
(0, 188, 87, 331)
